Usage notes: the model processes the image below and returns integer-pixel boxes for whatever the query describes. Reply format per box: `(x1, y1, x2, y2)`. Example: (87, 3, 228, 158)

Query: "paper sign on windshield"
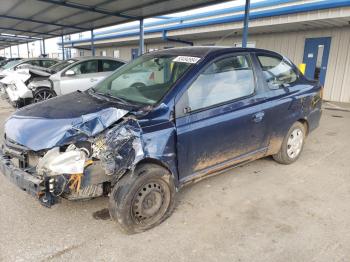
(173, 56, 201, 64)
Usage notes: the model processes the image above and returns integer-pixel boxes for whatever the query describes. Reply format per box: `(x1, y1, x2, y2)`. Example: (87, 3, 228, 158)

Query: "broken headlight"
(37, 144, 90, 176)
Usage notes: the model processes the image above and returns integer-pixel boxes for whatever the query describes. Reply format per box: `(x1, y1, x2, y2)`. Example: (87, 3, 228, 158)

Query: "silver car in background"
(3, 56, 125, 106)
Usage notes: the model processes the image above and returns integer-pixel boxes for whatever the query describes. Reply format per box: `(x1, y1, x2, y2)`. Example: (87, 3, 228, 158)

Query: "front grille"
(2, 134, 40, 169)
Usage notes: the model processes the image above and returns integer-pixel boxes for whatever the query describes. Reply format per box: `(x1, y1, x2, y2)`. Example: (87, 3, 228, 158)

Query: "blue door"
(302, 37, 331, 85)
(131, 48, 139, 60)
(175, 54, 269, 182)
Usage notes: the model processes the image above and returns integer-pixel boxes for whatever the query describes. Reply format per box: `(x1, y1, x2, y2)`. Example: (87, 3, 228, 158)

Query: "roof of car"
(19, 58, 59, 61)
(75, 56, 126, 62)
(151, 46, 280, 58)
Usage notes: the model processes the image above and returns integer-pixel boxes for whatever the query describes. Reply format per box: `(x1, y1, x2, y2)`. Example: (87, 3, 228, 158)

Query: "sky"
(0, 0, 265, 58)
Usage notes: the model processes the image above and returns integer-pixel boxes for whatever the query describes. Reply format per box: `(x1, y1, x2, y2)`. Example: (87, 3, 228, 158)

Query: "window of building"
(183, 55, 255, 112)
(100, 50, 107, 56)
(113, 49, 120, 58)
(234, 42, 256, 48)
(257, 55, 298, 89)
(79, 50, 84, 57)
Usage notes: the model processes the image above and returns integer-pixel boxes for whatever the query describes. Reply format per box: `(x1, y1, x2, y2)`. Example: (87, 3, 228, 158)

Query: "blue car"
(0, 47, 322, 233)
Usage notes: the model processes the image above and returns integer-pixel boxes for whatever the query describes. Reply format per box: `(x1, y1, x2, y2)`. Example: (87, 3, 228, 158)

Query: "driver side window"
(178, 55, 255, 114)
(68, 60, 98, 76)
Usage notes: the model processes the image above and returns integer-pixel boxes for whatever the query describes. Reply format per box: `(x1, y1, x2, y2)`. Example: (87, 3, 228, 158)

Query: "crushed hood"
(4, 91, 130, 151)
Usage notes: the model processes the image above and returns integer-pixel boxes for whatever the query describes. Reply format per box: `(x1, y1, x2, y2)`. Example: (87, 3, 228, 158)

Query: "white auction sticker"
(173, 56, 201, 64)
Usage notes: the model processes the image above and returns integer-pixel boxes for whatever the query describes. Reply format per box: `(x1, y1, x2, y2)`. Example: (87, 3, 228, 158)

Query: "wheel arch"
(297, 118, 309, 136)
(133, 157, 178, 185)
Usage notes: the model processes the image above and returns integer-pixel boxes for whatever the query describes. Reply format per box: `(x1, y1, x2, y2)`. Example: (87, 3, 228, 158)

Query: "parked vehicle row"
(0, 56, 125, 107)
(0, 47, 323, 234)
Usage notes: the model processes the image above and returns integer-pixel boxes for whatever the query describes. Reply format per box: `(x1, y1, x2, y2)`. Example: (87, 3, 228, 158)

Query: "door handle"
(252, 111, 265, 123)
(90, 78, 98, 82)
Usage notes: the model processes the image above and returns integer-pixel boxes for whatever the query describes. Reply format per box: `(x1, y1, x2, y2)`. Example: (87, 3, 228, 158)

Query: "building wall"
(90, 26, 350, 102)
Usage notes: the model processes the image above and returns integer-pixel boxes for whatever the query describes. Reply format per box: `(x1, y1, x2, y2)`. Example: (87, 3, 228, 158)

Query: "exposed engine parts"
(31, 117, 144, 206)
(92, 118, 144, 176)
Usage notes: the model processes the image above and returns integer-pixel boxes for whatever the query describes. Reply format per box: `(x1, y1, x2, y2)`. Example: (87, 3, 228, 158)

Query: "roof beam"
(36, 0, 136, 19)
(0, 27, 59, 37)
(0, 14, 87, 30)
(0, 34, 42, 41)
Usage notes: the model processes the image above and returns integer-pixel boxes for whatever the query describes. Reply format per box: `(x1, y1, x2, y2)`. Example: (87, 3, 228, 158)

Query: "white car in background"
(1, 57, 125, 107)
(0, 58, 59, 80)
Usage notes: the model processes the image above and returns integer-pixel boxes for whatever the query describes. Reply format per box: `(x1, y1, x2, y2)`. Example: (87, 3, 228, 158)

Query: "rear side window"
(41, 60, 57, 68)
(257, 55, 298, 89)
(101, 60, 124, 72)
(184, 55, 255, 112)
(27, 60, 41, 66)
(68, 60, 98, 75)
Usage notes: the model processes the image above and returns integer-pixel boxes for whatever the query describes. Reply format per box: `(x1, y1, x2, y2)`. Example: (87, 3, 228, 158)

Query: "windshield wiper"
(89, 88, 135, 106)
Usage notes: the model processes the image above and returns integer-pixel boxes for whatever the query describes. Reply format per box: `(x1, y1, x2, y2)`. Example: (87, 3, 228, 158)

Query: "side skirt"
(179, 147, 267, 188)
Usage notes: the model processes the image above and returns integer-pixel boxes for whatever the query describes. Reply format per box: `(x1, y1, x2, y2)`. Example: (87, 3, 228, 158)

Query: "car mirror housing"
(65, 70, 76, 76)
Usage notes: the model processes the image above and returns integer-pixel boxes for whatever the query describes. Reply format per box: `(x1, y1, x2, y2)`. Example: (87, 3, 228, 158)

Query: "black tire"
(109, 163, 176, 234)
(273, 121, 306, 165)
(33, 87, 56, 103)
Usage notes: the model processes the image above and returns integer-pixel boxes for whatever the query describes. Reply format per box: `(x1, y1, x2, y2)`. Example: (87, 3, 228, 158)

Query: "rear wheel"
(273, 121, 306, 164)
(33, 88, 55, 103)
(109, 163, 176, 234)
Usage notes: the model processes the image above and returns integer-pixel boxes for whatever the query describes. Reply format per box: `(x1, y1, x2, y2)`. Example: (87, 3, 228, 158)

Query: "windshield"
(93, 54, 196, 105)
(49, 59, 77, 73)
(2, 60, 23, 70)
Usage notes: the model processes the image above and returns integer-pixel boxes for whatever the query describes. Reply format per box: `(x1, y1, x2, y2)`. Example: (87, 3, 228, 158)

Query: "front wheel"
(33, 88, 56, 103)
(109, 163, 176, 234)
(273, 121, 306, 164)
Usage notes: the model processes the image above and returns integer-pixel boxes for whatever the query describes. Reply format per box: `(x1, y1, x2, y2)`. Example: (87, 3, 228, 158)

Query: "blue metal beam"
(36, 0, 135, 19)
(42, 39, 46, 56)
(94, 0, 298, 37)
(91, 29, 95, 56)
(242, 0, 250, 48)
(26, 42, 30, 58)
(139, 19, 144, 56)
(64, 0, 350, 46)
(162, 31, 193, 46)
(0, 14, 86, 30)
(61, 35, 65, 60)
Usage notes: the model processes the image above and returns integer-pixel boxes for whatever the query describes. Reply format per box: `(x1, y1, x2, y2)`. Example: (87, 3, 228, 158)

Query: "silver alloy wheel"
(34, 90, 53, 103)
(287, 128, 304, 159)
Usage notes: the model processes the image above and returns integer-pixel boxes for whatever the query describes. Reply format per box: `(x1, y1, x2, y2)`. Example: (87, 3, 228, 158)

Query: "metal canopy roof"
(0, 0, 228, 48)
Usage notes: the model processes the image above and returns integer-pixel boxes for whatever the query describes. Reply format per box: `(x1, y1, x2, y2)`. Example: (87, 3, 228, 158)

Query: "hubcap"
(34, 90, 53, 103)
(132, 181, 170, 224)
(287, 128, 304, 159)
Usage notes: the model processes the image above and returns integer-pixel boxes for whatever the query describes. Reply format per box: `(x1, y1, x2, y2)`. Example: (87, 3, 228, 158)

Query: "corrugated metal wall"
(92, 27, 350, 102)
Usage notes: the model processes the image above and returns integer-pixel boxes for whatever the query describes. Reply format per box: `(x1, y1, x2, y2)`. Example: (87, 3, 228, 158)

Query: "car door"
(175, 54, 269, 182)
(59, 59, 99, 95)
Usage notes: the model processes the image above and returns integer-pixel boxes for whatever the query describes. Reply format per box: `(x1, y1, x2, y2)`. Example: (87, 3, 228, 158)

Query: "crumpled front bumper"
(0, 148, 44, 198)
(0, 83, 8, 100)
(5, 85, 33, 102)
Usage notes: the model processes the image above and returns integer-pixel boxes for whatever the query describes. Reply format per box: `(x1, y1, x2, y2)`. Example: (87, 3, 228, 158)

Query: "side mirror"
(65, 70, 76, 76)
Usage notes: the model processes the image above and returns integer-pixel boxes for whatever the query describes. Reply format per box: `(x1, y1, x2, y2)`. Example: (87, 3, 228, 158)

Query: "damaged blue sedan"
(0, 47, 322, 233)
